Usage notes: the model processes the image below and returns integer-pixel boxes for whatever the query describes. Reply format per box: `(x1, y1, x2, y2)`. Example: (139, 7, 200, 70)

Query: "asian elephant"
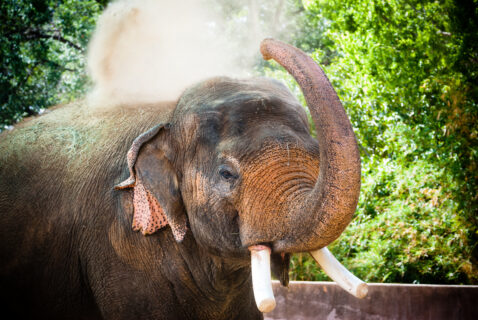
(0, 39, 360, 319)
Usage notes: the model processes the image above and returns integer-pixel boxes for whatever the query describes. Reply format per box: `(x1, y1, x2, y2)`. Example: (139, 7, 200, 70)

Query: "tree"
(286, 0, 477, 284)
(0, 0, 103, 130)
(1, 0, 475, 284)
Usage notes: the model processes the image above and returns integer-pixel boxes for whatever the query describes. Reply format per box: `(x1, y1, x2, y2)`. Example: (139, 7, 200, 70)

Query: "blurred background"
(1, 0, 476, 284)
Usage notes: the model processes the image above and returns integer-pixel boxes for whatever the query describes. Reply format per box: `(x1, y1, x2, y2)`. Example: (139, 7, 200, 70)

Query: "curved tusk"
(249, 245, 276, 313)
(310, 247, 368, 299)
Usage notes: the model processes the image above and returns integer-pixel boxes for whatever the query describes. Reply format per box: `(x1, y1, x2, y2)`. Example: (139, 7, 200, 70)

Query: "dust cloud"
(87, 0, 275, 107)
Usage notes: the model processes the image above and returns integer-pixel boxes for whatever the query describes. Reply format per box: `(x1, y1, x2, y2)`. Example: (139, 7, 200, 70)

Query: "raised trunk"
(260, 39, 361, 252)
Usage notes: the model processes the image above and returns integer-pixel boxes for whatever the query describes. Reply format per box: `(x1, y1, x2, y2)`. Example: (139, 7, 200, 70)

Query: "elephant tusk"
(310, 247, 368, 299)
(249, 245, 276, 313)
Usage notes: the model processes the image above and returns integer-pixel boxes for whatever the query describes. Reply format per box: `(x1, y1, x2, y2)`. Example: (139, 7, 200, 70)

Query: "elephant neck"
(161, 234, 260, 319)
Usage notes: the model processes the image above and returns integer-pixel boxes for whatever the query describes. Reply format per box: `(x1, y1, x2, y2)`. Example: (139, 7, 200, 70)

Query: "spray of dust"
(87, 0, 295, 107)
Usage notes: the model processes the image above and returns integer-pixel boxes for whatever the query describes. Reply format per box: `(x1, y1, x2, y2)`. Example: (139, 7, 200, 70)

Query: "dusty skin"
(0, 2, 360, 318)
(0, 40, 361, 320)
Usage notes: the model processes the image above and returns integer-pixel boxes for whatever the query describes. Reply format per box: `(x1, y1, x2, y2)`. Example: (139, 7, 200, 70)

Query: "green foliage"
(285, 0, 477, 284)
(0, 0, 103, 130)
(292, 158, 475, 283)
(1, 0, 476, 284)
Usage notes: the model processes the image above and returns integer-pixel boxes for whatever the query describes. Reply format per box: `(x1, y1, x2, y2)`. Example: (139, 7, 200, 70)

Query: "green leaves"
(286, 0, 477, 284)
(1, 0, 475, 284)
(0, 0, 102, 130)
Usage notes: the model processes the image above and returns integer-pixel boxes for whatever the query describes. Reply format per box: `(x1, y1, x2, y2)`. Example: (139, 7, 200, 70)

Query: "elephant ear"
(114, 124, 188, 242)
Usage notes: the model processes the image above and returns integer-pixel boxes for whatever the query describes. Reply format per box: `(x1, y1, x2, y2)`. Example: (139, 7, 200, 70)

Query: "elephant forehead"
(178, 76, 297, 109)
(175, 77, 308, 128)
(183, 103, 310, 152)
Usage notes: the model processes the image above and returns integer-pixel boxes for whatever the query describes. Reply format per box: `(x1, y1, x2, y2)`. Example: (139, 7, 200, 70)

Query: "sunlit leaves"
(0, 0, 102, 130)
(287, 0, 477, 284)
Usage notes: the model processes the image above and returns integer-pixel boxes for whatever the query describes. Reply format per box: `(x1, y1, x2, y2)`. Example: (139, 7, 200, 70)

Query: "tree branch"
(24, 29, 83, 52)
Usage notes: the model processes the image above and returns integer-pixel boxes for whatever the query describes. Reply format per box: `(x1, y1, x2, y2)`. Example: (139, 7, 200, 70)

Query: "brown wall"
(264, 281, 478, 320)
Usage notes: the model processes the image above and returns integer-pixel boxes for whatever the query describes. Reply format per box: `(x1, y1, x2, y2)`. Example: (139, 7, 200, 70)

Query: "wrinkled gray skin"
(0, 77, 313, 319)
(0, 40, 361, 319)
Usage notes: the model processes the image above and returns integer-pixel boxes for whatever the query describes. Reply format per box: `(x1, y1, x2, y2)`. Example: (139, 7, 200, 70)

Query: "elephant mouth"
(245, 242, 290, 285)
(248, 243, 368, 314)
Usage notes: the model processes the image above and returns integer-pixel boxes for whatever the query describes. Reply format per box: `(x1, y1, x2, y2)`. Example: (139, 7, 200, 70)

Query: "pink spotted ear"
(115, 123, 188, 243)
(132, 178, 168, 234)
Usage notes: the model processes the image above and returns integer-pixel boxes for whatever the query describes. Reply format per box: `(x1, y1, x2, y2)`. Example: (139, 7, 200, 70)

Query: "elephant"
(0, 39, 361, 319)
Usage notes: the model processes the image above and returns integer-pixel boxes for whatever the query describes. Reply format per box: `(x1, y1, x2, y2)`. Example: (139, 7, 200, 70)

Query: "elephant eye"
(219, 165, 237, 181)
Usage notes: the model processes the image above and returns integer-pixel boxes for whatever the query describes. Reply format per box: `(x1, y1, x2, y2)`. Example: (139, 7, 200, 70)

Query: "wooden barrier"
(265, 281, 478, 320)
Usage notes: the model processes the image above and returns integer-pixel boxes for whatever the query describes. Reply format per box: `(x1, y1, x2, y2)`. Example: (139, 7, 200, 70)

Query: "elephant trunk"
(260, 39, 361, 252)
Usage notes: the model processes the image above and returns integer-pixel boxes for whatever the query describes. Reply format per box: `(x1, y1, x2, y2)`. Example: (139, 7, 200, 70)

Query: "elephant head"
(115, 39, 361, 285)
